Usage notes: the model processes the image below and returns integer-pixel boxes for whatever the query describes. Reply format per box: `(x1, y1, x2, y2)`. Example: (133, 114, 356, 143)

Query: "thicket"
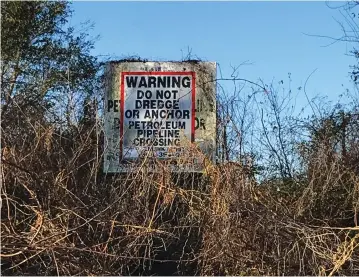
(1, 1, 358, 276)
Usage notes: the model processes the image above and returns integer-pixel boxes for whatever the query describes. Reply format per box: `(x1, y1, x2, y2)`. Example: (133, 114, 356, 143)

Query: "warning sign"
(104, 61, 216, 173)
(121, 72, 195, 159)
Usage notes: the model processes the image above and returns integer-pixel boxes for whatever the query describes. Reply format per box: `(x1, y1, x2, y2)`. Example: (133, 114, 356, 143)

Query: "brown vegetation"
(1, 113, 358, 275)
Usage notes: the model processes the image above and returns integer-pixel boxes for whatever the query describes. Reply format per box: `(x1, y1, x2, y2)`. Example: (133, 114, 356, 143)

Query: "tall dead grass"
(1, 116, 358, 276)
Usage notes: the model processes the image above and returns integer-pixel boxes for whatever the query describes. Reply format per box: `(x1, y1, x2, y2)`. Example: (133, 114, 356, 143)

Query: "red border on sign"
(120, 71, 196, 160)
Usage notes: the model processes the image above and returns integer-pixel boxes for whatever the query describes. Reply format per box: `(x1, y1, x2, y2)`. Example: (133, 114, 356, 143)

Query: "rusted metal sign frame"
(104, 61, 216, 173)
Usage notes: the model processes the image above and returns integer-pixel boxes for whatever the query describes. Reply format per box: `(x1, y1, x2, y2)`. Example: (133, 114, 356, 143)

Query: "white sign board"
(104, 61, 216, 173)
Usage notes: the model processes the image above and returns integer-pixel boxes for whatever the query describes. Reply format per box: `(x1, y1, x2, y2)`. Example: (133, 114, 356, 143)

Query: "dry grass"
(1, 116, 359, 276)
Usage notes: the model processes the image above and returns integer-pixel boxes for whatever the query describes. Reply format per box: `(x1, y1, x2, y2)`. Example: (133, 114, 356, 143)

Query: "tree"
(344, 1, 359, 84)
(1, 0, 101, 146)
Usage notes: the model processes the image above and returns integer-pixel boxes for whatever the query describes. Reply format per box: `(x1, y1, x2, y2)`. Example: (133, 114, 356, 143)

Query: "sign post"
(104, 61, 216, 173)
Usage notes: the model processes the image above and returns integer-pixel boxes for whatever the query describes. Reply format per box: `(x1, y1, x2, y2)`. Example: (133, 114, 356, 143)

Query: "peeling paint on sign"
(104, 61, 216, 173)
